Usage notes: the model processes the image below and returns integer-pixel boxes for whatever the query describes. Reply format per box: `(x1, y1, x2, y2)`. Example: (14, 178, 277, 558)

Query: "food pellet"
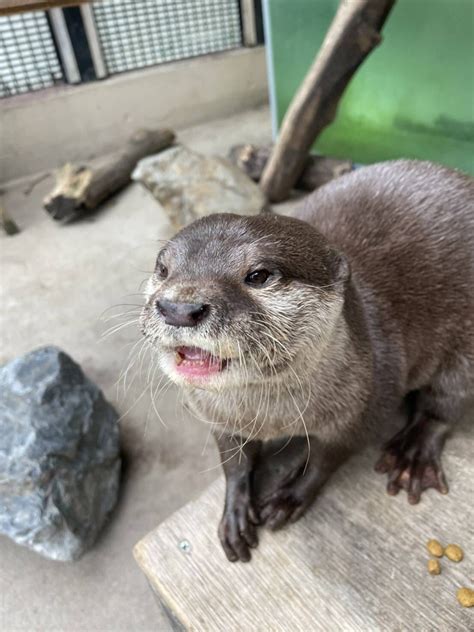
(427, 559, 441, 575)
(427, 539, 444, 557)
(457, 588, 474, 608)
(445, 544, 464, 562)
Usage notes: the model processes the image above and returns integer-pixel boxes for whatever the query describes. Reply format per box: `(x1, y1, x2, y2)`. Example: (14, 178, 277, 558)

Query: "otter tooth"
(175, 352, 183, 366)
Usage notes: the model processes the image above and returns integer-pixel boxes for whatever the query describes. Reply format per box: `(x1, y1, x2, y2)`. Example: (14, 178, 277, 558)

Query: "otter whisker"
(283, 382, 311, 474)
(235, 347, 271, 451)
(115, 377, 151, 424)
(101, 318, 140, 340)
(99, 302, 145, 321)
(116, 337, 147, 400)
(102, 308, 143, 323)
(148, 376, 170, 430)
(244, 332, 280, 423)
(252, 325, 313, 461)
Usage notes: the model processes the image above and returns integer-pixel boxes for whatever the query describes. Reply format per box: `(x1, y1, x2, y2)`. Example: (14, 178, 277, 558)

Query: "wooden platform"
(134, 418, 473, 631)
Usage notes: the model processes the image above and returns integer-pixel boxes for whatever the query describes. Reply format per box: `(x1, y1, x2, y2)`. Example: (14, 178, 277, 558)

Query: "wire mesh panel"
(92, 0, 242, 75)
(0, 12, 63, 98)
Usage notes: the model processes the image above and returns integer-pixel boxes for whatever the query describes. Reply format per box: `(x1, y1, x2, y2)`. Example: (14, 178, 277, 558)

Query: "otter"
(140, 159, 474, 563)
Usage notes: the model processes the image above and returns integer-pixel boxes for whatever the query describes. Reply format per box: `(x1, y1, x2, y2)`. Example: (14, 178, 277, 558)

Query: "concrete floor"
(0, 107, 273, 632)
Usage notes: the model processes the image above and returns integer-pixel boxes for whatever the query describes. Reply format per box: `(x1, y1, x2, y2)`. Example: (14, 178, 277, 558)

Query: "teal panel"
(267, 0, 474, 174)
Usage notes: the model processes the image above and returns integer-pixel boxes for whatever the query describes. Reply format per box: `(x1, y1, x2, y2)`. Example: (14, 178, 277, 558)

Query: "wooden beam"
(0, 1, 91, 16)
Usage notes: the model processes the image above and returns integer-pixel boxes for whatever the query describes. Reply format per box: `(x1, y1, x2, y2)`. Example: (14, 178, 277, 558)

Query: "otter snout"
(155, 300, 210, 328)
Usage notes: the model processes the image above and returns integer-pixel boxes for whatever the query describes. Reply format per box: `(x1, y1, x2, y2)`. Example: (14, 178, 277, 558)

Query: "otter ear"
(332, 252, 350, 285)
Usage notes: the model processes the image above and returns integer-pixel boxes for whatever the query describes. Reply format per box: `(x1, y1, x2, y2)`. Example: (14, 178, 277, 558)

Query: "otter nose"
(156, 300, 210, 327)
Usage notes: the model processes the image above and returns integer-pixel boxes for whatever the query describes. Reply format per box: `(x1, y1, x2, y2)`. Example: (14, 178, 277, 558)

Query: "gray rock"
(0, 346, 121, 561)
(132, 145, 266, 228)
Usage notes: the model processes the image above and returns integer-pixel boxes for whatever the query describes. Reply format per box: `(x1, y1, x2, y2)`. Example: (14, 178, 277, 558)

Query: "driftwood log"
(260, 0, 396, 202)
(0, 206, 20, 236)
(43, 128, 175, 221)
(229, 144, 353, 191)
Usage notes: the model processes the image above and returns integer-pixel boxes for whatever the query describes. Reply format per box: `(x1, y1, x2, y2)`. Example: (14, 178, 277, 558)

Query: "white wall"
(0, 47, 268, 183)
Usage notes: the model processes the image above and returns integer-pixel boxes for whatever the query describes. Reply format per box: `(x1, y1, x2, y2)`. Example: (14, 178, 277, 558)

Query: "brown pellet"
(457, 588, 474, 608)
(427, 539, 444, 557)
(445, 544, 464, 562)
(427, 559, 441, 575)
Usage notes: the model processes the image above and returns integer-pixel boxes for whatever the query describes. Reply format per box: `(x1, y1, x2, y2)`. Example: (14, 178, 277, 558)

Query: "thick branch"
(260, 0, 396, 202)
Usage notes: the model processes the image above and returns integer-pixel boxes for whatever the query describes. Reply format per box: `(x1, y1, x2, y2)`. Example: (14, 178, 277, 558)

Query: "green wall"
(266, 0, 474, 174)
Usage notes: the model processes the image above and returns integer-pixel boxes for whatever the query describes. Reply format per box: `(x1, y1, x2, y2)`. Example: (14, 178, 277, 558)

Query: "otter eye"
(157, 263, 168, 279)
(245, 269, 271, 287)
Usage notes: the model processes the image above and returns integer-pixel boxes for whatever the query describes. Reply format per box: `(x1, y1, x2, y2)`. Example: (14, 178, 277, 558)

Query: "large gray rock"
(132, 145, 266, 228)
(0, 346, 121, 561)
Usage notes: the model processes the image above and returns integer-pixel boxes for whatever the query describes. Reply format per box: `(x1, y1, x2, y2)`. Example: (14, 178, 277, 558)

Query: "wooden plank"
(134, 414, 474, 631)
(0, 1, 90, 16)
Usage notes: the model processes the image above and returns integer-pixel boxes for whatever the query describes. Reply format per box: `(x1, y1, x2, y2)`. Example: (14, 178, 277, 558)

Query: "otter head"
(140, 213, 349, 391)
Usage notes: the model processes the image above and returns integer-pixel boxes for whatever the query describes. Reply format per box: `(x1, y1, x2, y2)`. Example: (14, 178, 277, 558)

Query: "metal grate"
(0, 12, 63, 98)
(92, 0, 242, 75)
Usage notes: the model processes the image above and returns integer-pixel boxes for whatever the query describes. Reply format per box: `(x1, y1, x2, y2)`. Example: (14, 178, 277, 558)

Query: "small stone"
(457, 588, 474, 607)
(132, 145, 266, 229)
(426, 539, 444, 557)
(445, 544, 464, 562)
(427, 559, 441, 575)
(0, 346, 121, 561)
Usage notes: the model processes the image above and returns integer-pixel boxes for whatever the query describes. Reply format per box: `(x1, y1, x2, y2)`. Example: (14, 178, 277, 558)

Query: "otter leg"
(257, 440, 345, 530)
(375, 388, 453, 504)
(215, 433, 261, 562)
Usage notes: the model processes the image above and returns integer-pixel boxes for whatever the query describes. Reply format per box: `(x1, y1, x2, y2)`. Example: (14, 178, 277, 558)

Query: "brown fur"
(299, 159, 474, 428)
(140, 159, 474, 562)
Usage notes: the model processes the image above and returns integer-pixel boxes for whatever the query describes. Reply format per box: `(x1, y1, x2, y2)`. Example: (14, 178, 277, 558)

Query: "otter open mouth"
(174, 346, 229, 378)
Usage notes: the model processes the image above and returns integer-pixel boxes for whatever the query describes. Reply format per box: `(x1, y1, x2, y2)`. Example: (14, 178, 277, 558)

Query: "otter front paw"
(258, 488, 311, 530)
(218, 497, 260, 562)
(257, 464, 324, 530)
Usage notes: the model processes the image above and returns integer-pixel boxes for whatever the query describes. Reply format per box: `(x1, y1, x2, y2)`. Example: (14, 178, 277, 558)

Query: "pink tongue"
(176, 346, 223, 377)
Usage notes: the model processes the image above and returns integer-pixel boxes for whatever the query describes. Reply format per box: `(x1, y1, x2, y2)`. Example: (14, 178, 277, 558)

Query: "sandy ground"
(0, 106, 273, 632)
